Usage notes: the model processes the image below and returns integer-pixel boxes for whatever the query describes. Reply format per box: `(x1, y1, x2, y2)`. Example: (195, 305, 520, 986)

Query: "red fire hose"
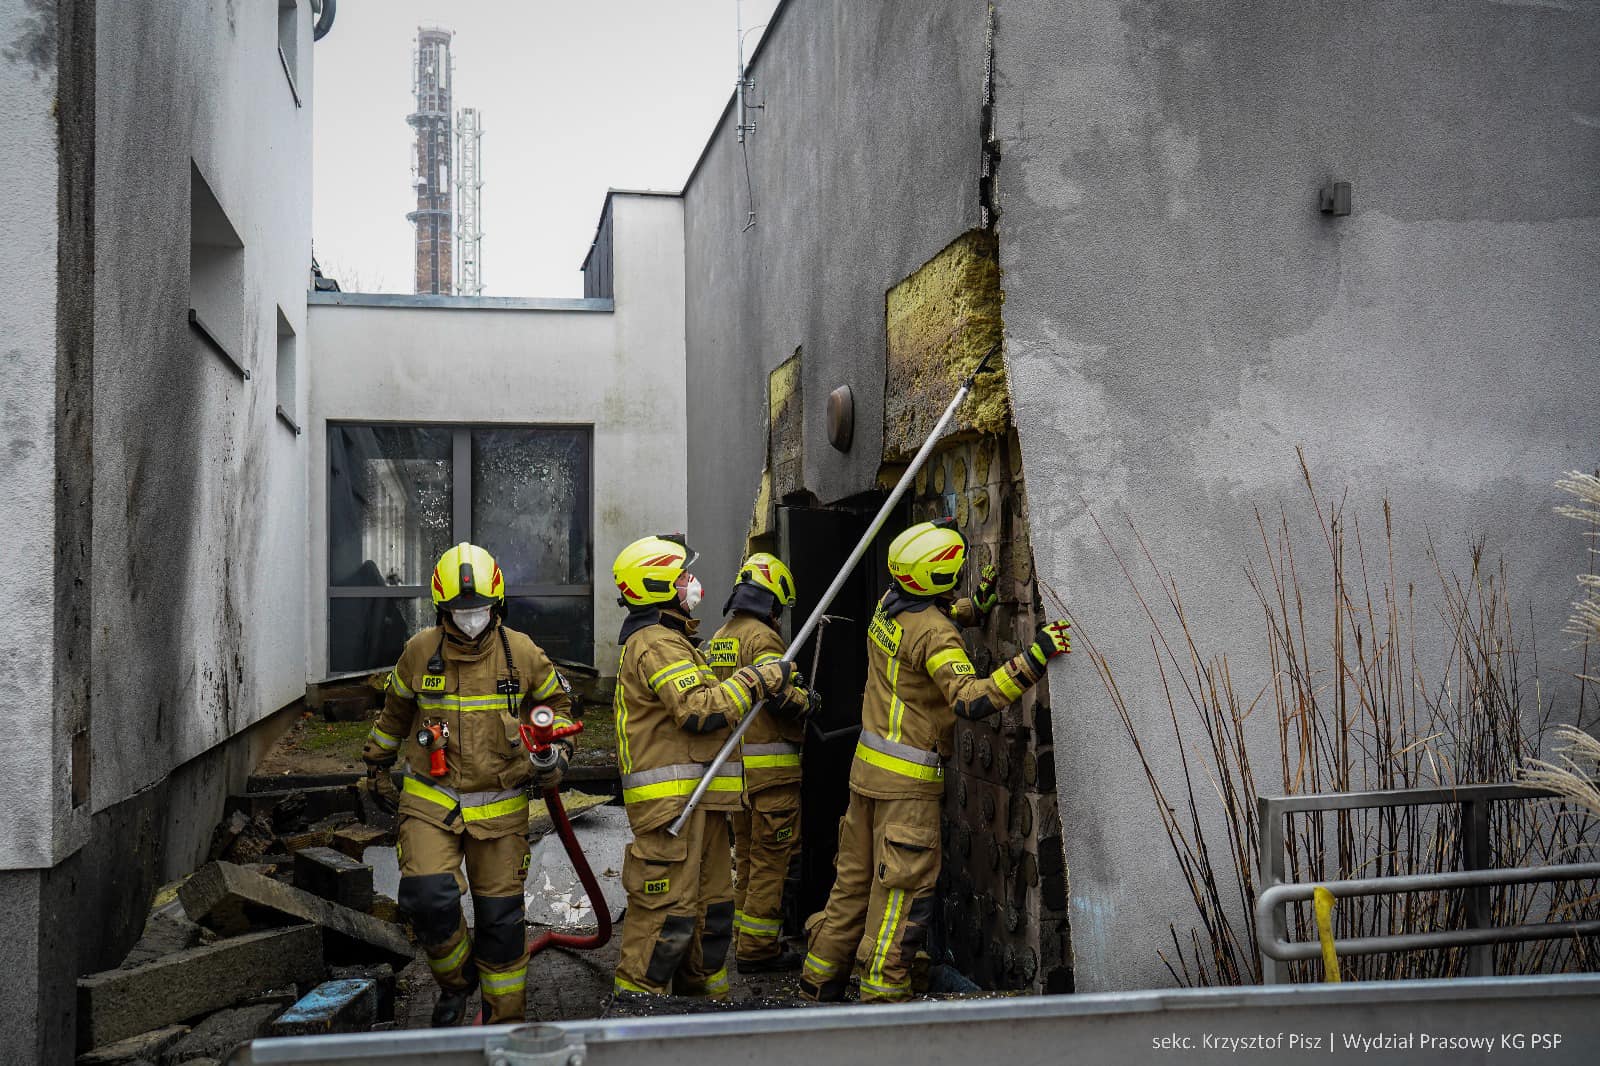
(520, 709, 613, 956)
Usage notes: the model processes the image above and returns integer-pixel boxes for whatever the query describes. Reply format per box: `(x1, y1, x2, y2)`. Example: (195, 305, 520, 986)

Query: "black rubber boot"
(431, 975, 479, 1028)
(737, 947, 803, 974)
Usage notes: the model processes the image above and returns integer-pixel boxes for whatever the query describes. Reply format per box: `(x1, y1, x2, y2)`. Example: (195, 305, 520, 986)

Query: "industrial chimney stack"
(407, 27, 454, 294)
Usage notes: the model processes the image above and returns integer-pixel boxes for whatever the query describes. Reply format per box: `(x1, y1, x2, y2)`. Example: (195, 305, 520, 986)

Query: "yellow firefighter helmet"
(430, 542, 505, 609)
(887, 520, 966, 596)
(735, 552, 798, 607)
(613, 534, 698, 607)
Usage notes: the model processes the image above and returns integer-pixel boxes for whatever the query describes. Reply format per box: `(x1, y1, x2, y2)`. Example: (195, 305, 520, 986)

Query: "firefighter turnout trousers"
(802, 791, 940, 1002)
(614, 806, 734, 997)
(731, 782, 801, 961)
(397, 817, 532, 1023)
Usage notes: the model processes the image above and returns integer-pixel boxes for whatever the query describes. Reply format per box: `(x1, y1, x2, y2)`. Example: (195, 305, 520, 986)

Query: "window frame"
(325, 420, 596, 668)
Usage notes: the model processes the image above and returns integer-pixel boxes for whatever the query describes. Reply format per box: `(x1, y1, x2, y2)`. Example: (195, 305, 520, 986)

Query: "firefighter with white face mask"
(361, 542, 575, 1026)
(801, 519, 1070, 1003)
(706, 553, 816, 972)
(609, 534, 802, 999)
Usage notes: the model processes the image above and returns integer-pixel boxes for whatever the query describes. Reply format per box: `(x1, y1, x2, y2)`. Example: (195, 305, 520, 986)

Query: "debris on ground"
(267, 979, 381, 1037)
(179, 861, 413, 968)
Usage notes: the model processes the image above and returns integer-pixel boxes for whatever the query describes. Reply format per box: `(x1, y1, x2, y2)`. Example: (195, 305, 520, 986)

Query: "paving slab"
(160, 1003, 281, 1063)
(293, 846, 375, 911)
(75, 1025, 188, 1065)
(179, 861, 412, 968)
(77, 926, 322, 1049)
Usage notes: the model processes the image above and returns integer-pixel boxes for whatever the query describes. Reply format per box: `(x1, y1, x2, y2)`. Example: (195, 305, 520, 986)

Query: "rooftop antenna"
(735, 1, 766, 231)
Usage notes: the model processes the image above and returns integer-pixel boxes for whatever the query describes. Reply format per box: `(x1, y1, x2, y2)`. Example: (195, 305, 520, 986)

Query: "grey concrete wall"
(308, 194, 688, 675)
(993, 0, 1600, 989)
(683, 0, 989, 591)
(89, 0, 314, 814)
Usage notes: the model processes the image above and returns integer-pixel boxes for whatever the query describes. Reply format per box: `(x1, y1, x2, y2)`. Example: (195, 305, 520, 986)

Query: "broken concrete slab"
(331, 823, 388, 861)
(330, 963, 396, 1022)
(227, 785, 359, 828)
(77, 926, 322, 1049)
(179, 861, 413, 968)
(76, 1025, 188, 1065)
(160, 1003, 282, 1063)
(267, 979, 377, 1037)
(294, 846, 375, 912)
(120, 894, 202, 969)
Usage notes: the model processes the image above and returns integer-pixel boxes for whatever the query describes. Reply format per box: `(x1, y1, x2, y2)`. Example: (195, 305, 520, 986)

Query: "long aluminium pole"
(668, 344, 999, 836)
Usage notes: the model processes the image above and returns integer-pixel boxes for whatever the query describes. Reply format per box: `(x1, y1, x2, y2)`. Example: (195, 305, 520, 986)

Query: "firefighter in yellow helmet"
(801, 519, 1070, 1003)
(706, 553, 817, 972)
(360, 543, 576, 1027)
(609, 534, 801, 999)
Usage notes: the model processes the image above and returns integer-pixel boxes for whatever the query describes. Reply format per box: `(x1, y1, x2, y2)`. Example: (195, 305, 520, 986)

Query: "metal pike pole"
(668, 342, 1000, 836)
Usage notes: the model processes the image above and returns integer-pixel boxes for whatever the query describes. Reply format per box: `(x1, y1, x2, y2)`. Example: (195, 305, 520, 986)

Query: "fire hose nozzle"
(519, 704, 582, 765)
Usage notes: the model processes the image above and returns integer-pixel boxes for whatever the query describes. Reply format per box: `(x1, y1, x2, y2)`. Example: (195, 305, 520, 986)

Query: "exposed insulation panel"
(883, 230, 1009, 461)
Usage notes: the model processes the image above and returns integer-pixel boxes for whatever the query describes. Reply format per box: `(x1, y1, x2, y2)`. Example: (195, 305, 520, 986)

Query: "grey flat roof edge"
(307, 292, 614, 313)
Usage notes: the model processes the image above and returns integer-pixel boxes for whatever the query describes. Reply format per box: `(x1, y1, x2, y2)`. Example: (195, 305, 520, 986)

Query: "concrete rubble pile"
(74, 784, 409, 1065)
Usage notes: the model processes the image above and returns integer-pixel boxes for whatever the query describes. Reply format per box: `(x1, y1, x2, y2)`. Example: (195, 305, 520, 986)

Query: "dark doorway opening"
(780, 492, 911, 927)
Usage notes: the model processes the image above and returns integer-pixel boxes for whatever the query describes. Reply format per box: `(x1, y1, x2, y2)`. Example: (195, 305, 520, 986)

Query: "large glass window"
(328, 424, 593, 673)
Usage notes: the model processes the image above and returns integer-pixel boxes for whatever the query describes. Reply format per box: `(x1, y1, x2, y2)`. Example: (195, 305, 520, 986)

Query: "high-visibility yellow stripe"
(402, 776, 458, 811)
(744, 753, 802, 769)
(613, 976, 655, 995)
(886, 656, 905, 742)
(622, 775, 743, 805)
(615, 650, 632, 773)
(648, 659, 697, 692)
(418, 693, 513, 712)
(869, 887, 905, 988)
(427, 936, 470, 974)
(400, 778, 528, 821)
(752, 652, 783, 665)
(388, 670, 414, 699)
(463, 794, 528, 821)
(704, 968, 730, 995)
(735, 912, 782, 936)
(479, 966, 527, 995)
(991, 665, 1024, 702)
(860, 975, 912, 996)
(721, 677, 753, 715)
(927, 647, 974, 677)
(804, 952, 840, 976)
(854, 739, 944, 782)
(368, 727, 401, 752)
(534, 670, 562, 699)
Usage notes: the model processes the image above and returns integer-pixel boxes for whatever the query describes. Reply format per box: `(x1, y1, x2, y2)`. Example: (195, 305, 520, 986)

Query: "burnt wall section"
(910, 432, 1070, 993)
(682, 0, 987, 595)
(993, 0, 1600, 989)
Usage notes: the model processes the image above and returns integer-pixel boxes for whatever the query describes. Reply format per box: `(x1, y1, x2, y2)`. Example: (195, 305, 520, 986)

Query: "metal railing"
(1257, 783, 1600, 983)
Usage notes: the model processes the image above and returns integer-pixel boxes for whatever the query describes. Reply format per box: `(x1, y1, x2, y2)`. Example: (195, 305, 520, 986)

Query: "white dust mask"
(452, 606, 492, 639)
(676, 574, 704, 614)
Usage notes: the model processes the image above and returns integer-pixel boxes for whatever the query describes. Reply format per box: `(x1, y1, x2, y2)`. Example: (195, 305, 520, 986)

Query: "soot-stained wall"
(994, 0, 1600, 989)
(682, 0, 988, 591)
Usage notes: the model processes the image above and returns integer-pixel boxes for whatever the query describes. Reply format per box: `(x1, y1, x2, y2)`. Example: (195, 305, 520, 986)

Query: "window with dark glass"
(327, 424, 593, 674)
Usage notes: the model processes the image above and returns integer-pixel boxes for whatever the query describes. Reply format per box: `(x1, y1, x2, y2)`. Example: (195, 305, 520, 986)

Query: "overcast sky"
(312, 0, 779, 297)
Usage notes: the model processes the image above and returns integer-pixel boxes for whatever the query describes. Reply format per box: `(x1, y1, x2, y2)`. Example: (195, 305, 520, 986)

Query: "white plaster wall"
(0, 1, 66, 868)
(88, 0, 313, 817)
(306, 194, 687, 678)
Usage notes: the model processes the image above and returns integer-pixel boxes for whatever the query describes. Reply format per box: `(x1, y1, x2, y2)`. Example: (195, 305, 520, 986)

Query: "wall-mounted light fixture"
(827, 386, 854, 451)
(1319, 179, 1352, 217)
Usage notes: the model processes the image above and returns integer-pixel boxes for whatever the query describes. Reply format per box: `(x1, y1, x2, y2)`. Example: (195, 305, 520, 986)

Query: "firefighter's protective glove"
(1028, 619, 1072, 665)
(973, 564, 1000, 615)
(361, 737, 398, 766)
(772, 685, 821, 722)
(531, 743, 571, 792)
(733, 659, 797, 701)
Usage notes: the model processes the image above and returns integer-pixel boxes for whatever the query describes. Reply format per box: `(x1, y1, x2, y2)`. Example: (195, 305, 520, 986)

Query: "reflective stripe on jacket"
(615, 611, 759, 833)
(368, 623, 573, 838)
(705, 611, 806, 793)
(850, 591, 1043, 800)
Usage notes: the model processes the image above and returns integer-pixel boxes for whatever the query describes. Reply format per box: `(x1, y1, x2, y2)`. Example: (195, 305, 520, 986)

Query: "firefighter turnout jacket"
(366, 623, 574, 839)
(705, 611, 807, 793)
(850, 588, 1045, 799)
